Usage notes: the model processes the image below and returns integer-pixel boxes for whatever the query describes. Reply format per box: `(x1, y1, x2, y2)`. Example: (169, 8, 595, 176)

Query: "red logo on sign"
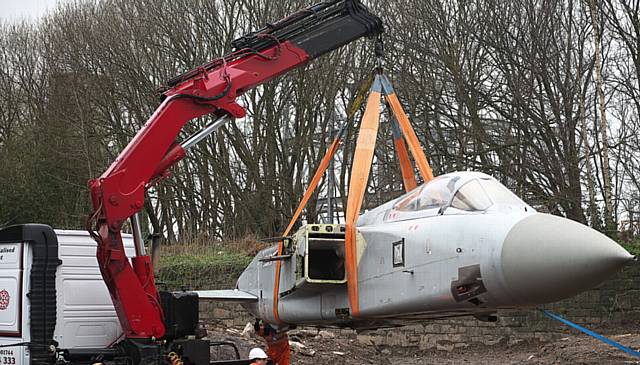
(0, 290, 10, 310)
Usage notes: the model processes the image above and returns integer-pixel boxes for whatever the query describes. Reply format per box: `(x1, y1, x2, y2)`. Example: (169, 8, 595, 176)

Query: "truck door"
(0, 240, 27, 365)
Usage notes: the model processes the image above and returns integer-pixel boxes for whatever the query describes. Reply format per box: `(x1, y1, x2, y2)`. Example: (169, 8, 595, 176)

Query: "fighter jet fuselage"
(231, 171, 633, 328)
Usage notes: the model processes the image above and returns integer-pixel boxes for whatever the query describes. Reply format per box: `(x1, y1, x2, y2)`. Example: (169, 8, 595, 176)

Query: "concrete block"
(464, 327, 483, 337)
(484, 336, 505, 346)
(212, 307, 230, 318)
(476, 320, 497, 327)
(356, 334, 375, 346)
(404, 324, 423, 333)
(418, 335, 436, 350)
(436, 340, 454, 352)
(423, 324, 440, 333)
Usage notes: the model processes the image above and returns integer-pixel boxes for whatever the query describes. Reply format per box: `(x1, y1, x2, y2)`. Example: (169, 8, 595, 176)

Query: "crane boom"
(87, 0, 382, 343)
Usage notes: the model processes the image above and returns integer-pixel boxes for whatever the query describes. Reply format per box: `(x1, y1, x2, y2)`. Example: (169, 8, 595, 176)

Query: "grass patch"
(155, 235, 265, 290)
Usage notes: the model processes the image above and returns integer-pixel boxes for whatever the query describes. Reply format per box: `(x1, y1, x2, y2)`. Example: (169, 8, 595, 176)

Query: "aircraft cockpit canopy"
(383, 172, 532, 223)
(393, 176, 456, 212)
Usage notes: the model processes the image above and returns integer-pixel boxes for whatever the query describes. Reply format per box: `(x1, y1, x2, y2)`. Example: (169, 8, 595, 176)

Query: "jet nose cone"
(501, 213, 634, 304)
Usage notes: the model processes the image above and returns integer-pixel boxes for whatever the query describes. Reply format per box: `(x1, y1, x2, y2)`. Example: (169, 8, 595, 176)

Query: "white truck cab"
(0, 224, 134, 364)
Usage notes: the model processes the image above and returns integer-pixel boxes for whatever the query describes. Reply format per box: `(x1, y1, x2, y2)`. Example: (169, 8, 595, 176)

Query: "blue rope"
(540, 309, 640, 358)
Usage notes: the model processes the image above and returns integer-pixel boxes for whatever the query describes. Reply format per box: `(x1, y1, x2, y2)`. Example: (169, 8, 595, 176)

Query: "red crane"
(86, 0, 381, 358)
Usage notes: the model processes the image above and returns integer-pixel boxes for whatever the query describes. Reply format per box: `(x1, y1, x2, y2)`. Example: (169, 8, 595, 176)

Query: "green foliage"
(0, 132, 92, 229)
(156, 247, 253, 290)
(621, 241, 640, 257)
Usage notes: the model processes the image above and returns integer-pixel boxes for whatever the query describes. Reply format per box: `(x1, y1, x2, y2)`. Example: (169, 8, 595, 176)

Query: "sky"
(0, 0, 64, 22)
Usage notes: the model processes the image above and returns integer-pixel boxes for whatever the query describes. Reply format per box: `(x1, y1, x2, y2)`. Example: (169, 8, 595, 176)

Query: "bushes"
(155, 236, 262, 290)
(157, 249, 253, 290)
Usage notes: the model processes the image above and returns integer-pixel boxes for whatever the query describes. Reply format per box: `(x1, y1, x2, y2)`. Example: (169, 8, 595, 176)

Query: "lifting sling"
(272, 72, 433, 322)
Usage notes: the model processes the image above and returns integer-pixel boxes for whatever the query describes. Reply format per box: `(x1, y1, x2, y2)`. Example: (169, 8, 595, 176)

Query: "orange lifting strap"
(391, 116, 417, 192)
(272, 73, 433, 322)
(344, 86, 382, 316)
(383, 79, 434, 182)
(344, 74, 433, 317)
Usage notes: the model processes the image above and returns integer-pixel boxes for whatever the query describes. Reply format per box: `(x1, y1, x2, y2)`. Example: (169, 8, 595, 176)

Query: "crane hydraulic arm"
(87, 0, 382, 342)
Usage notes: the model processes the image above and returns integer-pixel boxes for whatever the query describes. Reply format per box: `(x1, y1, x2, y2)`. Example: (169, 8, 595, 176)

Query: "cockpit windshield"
(450, 179, 492, 211)
(478, 178, 526, 206)
(389, 173, 528, 218)
(393, 176, 458, 212)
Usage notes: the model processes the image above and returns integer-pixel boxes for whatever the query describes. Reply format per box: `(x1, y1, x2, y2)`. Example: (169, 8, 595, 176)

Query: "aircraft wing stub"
(260, 254, 293, 262)
(193, 290, 257, 302)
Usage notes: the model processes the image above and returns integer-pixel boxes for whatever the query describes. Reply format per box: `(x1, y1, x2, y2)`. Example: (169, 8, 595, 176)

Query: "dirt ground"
(206, 323, 640, 364)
